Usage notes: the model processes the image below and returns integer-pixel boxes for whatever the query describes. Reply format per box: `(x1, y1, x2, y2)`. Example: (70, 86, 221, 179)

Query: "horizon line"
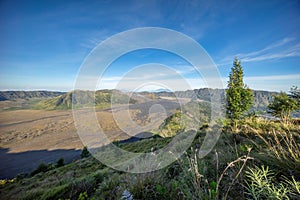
(0, 87, 281, 93)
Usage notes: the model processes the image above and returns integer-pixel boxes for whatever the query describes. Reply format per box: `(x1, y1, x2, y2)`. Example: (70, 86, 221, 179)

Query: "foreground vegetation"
(0, 118, 299, 199)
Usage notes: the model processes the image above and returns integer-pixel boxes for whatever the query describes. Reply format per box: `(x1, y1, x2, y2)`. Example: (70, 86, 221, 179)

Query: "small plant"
(56, 157, 65, 168)
(209, 181, 217, 198)
(30, 162, 49, 176)
(122, 189, 134, 200)
(81, 146, 90, 158)
(284, 176, 300, 198)
(245, 165, 299, 200)
(78, 191, 88, 200)
(156, 184, 167, 197)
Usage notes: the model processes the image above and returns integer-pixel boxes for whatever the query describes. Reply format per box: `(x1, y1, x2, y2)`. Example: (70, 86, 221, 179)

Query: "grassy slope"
(1, 119, 299, 200)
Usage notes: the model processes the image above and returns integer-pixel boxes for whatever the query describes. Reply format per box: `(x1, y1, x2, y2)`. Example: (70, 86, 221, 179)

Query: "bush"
(31, 162, 49, 176)
(56, 158, 65, 168)
(81, 146, 90, 158)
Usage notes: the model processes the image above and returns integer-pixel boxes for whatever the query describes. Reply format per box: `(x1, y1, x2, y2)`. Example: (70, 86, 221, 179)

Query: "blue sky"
(0, 0, 299, 92)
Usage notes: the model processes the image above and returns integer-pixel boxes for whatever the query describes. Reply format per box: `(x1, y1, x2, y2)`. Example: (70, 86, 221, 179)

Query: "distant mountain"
(0, 91, 64, 101)
(37, 90, 137, 110)
(148, 88, 172, 93)
(0, 89, 278, 112)
(154, 88, 278, 113)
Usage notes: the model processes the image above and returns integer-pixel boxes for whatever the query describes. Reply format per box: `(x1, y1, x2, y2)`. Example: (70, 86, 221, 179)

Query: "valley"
(0, 93, 182, 178)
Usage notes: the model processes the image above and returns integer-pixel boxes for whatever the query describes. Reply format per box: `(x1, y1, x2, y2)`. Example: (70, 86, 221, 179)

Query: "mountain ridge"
(0, 89, 278, 112)
(0, 91, 64, 101)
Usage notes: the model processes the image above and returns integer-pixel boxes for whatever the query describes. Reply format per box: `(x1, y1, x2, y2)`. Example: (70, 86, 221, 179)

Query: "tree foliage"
(289, 86, 300, 105)
(268, 91, 298, 124)
(226, 58, 253, 128)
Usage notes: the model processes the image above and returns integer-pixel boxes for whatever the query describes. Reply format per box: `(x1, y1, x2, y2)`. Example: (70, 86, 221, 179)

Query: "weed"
(78, 191, 88, 200)
(245, 165, 300, 200)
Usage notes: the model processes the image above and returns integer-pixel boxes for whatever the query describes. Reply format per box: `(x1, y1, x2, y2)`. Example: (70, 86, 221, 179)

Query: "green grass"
(1, 118, 299, 199)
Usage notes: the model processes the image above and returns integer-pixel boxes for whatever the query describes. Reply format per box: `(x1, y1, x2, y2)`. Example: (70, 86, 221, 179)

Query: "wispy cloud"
(219, 37, 300, 66)
(245, 74, 300, 81)
(173, 65, 197, 75)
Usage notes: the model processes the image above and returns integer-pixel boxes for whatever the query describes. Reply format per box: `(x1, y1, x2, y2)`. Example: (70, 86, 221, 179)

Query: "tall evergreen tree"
(226, 58, 253, 130)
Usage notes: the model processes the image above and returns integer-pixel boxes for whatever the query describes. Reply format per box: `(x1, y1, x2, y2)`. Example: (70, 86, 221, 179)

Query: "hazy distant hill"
(0, 91, 64, 101)
(155, 88, 277, 112)
(0, 89, 277, 112)
(37, 90, 137, 110)
(146, 88, 172, 93)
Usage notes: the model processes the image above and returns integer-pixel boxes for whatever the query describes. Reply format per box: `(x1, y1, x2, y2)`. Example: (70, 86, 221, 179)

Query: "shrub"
(268, 92, 298, 124)
(56, 157, 65, 168)
(81, 146, 90, 158)
(31, 162, 49, 176)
